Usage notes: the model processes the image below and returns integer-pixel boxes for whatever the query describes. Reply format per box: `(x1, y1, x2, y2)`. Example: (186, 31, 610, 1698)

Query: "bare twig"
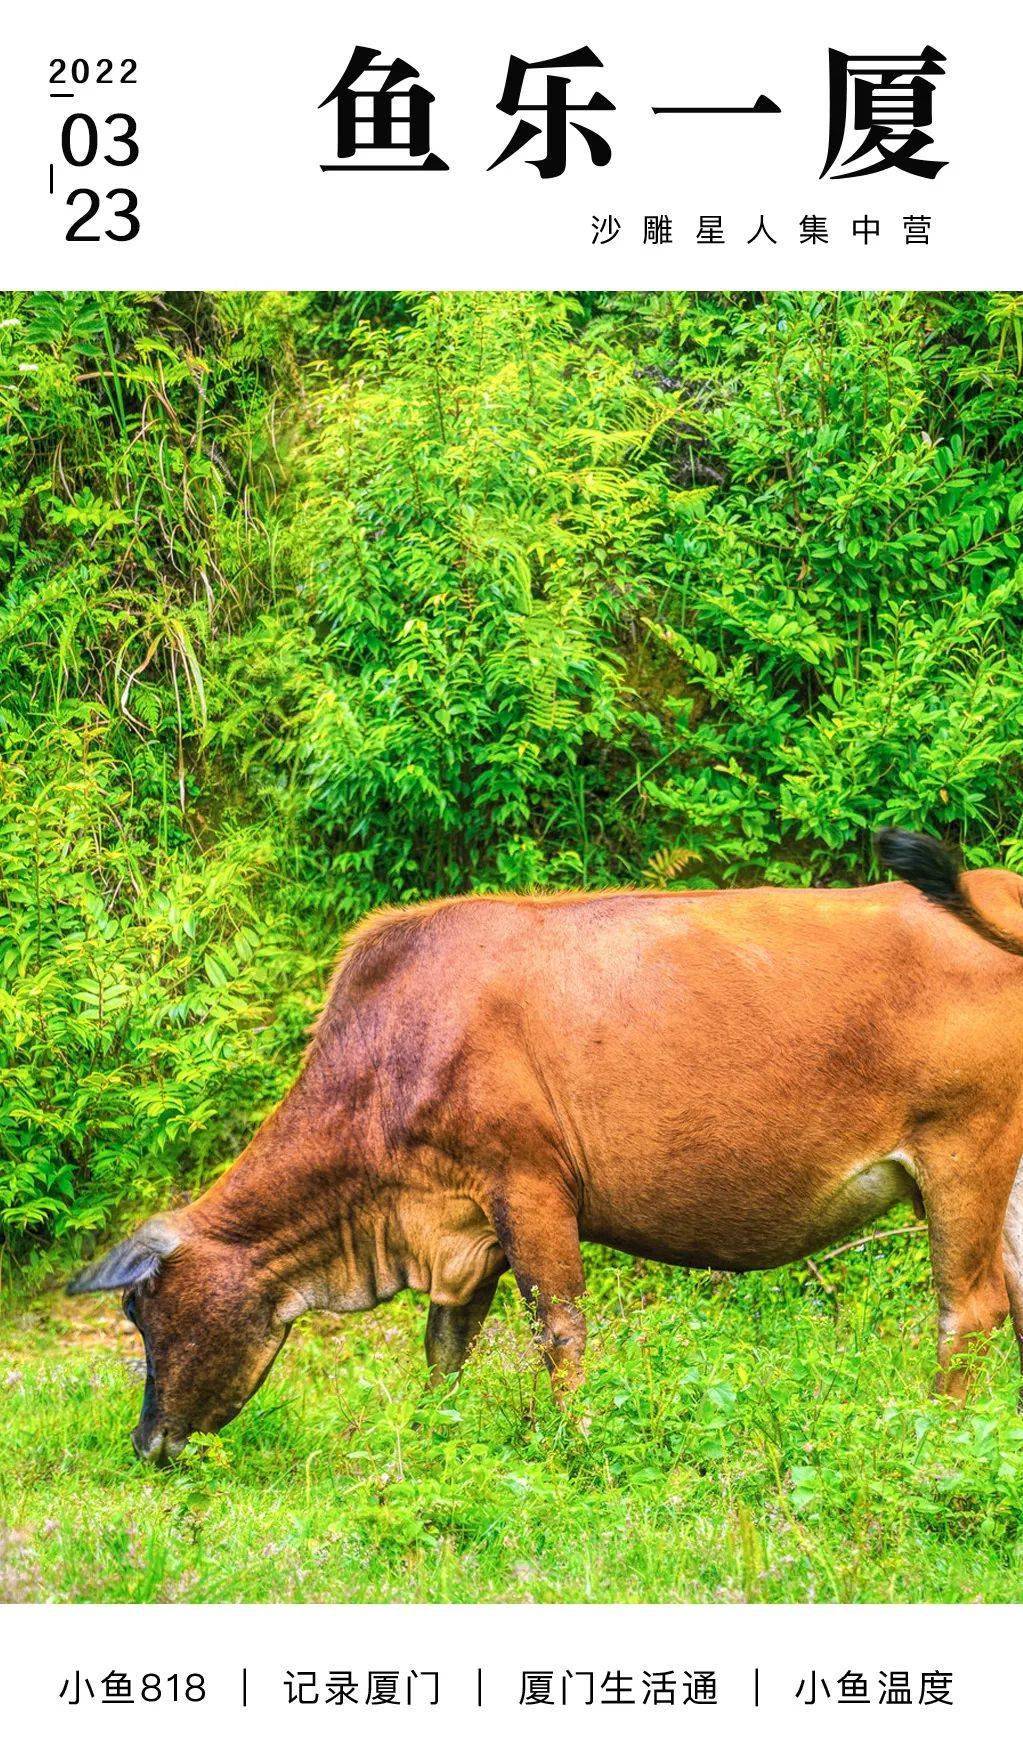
(814, 1222, 927, 1266)
(803, 1256, 836, 1296)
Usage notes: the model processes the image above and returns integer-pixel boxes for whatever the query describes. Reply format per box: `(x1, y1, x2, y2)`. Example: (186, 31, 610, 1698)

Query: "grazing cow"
(69, 829, 1023, 1463)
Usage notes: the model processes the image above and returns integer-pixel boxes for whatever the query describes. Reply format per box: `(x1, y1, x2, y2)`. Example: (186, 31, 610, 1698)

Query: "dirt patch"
(3, 1295, 140, 1362)
(0, 1526, 44, 1603)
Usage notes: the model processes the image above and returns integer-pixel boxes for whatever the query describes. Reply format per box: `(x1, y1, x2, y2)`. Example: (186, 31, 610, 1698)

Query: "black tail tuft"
(874, 825, 1023, 959)
(873, 827, 963, 909)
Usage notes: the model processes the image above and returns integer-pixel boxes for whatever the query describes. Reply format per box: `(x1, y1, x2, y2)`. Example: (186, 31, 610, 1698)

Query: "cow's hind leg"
(1000, 1158, 1023, 1403)
(425, 1278, 499, 1386)
(486, 1172, 586, 1403)
(920, 1133, 1014, 1401)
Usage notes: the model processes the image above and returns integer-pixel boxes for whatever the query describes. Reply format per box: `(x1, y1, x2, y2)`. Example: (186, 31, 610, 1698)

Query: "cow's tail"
(874, 827, 1023, 959)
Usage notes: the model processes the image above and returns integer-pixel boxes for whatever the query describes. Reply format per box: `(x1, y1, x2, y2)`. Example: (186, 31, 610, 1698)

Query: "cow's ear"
(67, 1218, 180, 1295)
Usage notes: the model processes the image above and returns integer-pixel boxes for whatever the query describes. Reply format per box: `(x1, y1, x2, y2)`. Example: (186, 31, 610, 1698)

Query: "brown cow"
(69, 829, 1023, 1463)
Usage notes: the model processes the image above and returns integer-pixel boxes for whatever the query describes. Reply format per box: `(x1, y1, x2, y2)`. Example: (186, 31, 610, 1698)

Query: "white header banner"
(1, 0, 1020, 289)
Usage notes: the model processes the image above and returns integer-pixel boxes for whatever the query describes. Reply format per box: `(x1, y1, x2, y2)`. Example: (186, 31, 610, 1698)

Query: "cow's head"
(67, 1215, 292, 1463)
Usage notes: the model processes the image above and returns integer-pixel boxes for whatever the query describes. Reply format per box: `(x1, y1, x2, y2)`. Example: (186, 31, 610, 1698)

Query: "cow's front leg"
(425, 1278, 499, 1386)
(487, 1173, 587, 1402)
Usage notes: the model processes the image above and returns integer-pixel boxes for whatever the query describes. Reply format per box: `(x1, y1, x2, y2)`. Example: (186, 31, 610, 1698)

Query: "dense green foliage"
(3, 289, 1021, 1276)
(3, 288, 1023, 1271)
(2, 288, 1023, 1603)
(0, 293, 320, 1272)
(298, 290, 1023, 899)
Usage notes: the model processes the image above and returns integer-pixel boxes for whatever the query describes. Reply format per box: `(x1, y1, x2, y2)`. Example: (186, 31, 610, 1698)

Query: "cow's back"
(309, 882, 1023, 1268)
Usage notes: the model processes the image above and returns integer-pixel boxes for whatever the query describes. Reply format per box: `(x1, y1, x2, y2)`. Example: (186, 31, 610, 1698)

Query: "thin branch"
(814, 1222, 927, 1266)
(803, 1256, 836, 1296)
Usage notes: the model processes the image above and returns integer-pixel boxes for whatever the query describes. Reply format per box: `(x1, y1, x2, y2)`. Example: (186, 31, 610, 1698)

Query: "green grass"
(4, 1226, 1023, 1603)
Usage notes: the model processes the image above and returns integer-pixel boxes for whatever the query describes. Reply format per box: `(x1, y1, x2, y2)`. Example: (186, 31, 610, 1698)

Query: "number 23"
(66, 187, 139, 242)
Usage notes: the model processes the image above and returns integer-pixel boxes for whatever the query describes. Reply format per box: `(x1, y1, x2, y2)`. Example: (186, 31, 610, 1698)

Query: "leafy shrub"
(293, 291, 1023, 898)
(291, 291, 697, 898)
(0, 293, 323, 1281)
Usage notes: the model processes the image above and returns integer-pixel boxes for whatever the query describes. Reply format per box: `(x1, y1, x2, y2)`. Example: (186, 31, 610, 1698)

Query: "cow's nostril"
(132, 1424, 170, 1465)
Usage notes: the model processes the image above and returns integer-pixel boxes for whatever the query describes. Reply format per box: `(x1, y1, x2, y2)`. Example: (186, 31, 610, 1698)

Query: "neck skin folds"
(183, 1081, 436, 1321)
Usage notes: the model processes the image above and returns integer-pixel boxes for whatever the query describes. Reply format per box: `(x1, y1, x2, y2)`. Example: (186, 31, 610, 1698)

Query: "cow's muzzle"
(131, 1423, 186, 1466)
